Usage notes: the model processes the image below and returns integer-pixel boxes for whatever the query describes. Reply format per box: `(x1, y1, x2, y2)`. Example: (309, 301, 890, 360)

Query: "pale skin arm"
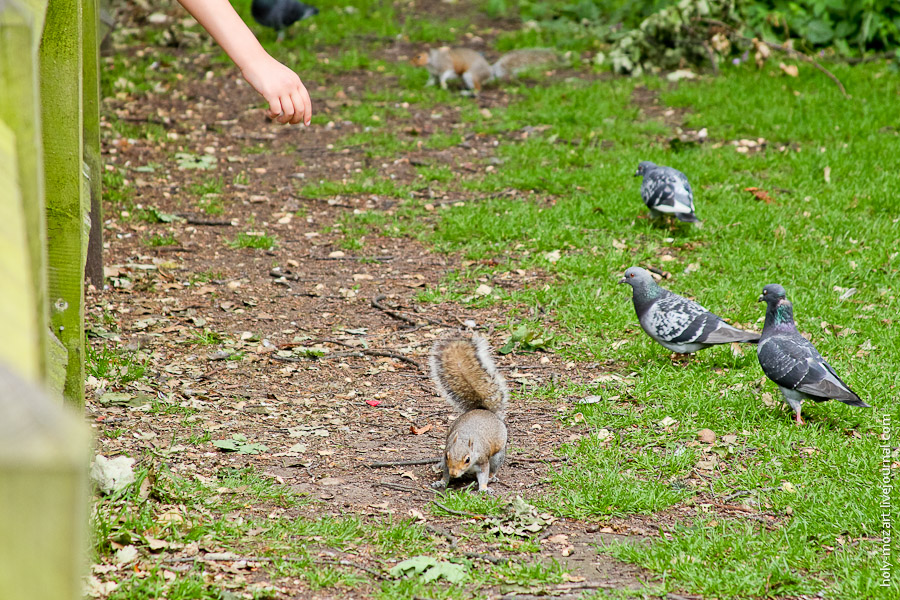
(176, 0, 312, 125)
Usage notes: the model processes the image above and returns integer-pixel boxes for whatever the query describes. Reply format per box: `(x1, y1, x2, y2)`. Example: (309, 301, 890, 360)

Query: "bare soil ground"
(87, 3, 715, 598)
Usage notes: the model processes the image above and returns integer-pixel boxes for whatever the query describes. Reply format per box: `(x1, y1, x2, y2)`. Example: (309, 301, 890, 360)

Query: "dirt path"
(85, 3, 709, 598)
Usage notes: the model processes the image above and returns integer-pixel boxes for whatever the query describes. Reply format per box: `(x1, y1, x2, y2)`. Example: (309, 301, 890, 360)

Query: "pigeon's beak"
(633, 170, 640, 178)
(618, 277, 627, 285)
(757, 294, 765, 302)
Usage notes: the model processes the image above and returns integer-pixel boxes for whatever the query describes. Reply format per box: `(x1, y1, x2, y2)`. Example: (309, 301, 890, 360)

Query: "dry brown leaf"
(744, 187, 774, 204)
(779, 62, 799, 77)
(410, 423, 433, 435)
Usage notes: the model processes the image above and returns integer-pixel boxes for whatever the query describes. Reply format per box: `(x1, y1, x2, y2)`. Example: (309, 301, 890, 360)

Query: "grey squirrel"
(411, 47, 560, 92)
(429, 334, 509, 491)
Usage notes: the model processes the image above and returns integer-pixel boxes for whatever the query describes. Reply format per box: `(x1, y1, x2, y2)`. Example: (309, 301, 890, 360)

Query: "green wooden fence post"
(0, 363, 90, 600)
(40, 0, 87, 406)
(82, 0, 102, 288)
(0, 123, 42, 380)
(0, 0, 50, 383)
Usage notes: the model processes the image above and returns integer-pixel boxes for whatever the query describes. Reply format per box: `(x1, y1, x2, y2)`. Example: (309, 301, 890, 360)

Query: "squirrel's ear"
(451, 432, 458, 445)
(468, 438, 473, 449)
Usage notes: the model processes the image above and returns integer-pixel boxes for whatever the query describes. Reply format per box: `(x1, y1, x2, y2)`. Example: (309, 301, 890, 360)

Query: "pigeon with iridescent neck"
(618, 267, 760, 355)
(757, 284, 869, 425)
(634, 161, 699, 223)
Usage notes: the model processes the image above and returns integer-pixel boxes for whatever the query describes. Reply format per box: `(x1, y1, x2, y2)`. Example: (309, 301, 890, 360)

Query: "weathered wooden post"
(83, 0, 103, 289)
(0, 0, 50, 380)
(0, 363, 90, 600)
(40, 0, 89, 405)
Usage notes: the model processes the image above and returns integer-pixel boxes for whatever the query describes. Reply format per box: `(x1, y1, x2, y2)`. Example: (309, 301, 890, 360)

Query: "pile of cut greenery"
(488, 0, 900, 73)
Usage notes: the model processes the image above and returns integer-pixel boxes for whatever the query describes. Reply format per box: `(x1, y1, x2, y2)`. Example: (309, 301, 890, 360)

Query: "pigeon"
(757, 284, 869, 425)
(251, 0, 318, 42)
(619, 267, 760, 355)
(634, 161, 699, 223)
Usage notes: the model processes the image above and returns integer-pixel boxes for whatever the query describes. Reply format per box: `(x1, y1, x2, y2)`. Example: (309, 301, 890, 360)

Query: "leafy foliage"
(743, 0, 900, 53)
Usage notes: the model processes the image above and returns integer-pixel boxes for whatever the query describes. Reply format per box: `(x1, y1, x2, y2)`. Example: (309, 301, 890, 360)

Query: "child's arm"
(177, 0, 312, 126)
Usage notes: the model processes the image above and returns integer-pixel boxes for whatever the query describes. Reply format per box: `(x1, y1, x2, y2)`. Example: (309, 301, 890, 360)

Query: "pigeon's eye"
(630, 273, 635, 278)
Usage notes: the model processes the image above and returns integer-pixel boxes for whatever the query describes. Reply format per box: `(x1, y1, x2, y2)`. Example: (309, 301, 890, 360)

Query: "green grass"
(98, 4, 900, 597)
(91, 463, 566, 598)
(86, 345, 147, 386)
(144, 233, 179, 247)
(228, 231, 278, 249)
(420, 60, 899, 599)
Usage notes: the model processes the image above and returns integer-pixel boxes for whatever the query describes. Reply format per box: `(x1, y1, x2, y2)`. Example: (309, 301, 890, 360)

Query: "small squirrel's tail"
(491, 48, 560, 79)
(430, 335, 508, 419)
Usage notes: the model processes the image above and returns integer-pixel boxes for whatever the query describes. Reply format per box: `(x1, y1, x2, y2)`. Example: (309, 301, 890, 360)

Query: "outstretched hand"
(175, 0, 313, 127)
(242, 55, 312, 126)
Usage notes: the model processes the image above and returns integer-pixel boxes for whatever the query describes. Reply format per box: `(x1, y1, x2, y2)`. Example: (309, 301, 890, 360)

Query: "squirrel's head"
(411, 52, 430, 67)
(445, 433, 473, 478)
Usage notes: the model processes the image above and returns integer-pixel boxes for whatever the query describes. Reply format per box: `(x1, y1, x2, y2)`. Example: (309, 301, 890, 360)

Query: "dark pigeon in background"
(619, 267, 760, 355)
(757, 284, 869, 425)
(251, 0, 318, 41)
(634, 161, 699, 223)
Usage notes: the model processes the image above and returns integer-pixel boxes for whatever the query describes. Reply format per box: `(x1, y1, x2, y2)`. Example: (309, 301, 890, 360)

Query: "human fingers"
(288, 90, 306, 125)
(265, 95, 284, 121)
(277, 95, 295, 124)
(297, 83, 312, 126)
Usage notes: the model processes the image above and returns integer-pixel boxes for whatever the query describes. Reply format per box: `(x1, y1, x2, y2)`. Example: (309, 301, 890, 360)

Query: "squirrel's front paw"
(431, 480, 448, 490)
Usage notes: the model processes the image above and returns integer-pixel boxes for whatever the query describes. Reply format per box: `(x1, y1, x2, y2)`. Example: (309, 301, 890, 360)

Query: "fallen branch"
(697, 18, 850, 98)
(425, 524, 458, 548)
(463, 551, 508, 564)
(377, 481, 432, 494)
(178, 214, 234, 226)
(269, 348, 423, 370)
(721, 487, 778, 502)
(430, 500, 485, 519)
(367, 458, 440, 468)
(163, 554, 384, 578)
(372, 294, 418, 328)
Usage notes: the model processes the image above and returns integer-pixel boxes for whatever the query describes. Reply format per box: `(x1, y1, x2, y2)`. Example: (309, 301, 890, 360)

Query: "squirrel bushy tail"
(429, 335, 508, 421)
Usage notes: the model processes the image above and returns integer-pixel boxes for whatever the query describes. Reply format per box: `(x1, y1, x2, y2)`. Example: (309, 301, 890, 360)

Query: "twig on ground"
(163, 554, 383, 578)
(269, 349, 423, 370)
(430, 500, 485, 519)
(722, 487, 778, 502)
(697, 18, 850, 98)
(509, 456, 567, 464)
(377, 481, 433, 494)
(371, 294, 418, 328)
(367, 458, 440, 468)
(178, 214, 234, 226)
(313, 254, 395, 262)
(463, 551, 508, 564)
(425, 524, 458, 548)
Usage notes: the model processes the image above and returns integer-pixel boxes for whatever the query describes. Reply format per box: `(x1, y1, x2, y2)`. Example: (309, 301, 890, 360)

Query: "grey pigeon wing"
(644, 292, 713, 343)
(641, 169, 694, 215)
(758, 335, 860, 402)
(700, 323, 760, 344)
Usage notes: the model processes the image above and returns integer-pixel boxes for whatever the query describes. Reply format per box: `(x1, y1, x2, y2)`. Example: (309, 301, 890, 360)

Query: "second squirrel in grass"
(411, 47, 559, 92)
(429, 335, 508, 492)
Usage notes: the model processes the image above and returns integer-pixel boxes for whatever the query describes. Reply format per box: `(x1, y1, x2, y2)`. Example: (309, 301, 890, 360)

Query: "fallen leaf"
(779, 62, 799, 77)
(744, 187, 774, 204)
(544, 249, 562, 263)
(697, 428, 716, 443)
(366, 399, 382, 407)
(659, 416, 677, 428)
(410, 423, 433, 435)
(474, 284, 493, 296)
(114, 545, 138, 565)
